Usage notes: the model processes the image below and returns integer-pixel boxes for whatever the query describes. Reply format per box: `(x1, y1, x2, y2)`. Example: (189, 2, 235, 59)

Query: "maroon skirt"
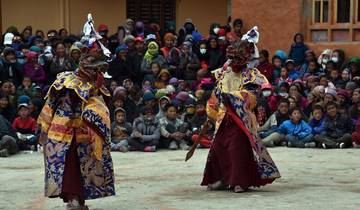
(61, 139, 85, 202)
(201, 109, 273, 188)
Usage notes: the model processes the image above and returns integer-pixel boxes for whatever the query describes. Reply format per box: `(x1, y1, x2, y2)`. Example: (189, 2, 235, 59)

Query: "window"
(313, 0, 329, 23)
(309, 0, 360, 42)
(126, 0, 176, 31)
(337, 0, 351, 23)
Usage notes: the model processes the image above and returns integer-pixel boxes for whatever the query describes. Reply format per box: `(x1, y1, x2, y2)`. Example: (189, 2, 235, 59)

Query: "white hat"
(241, 26, 260, 58)
(4, 33, 14, 45)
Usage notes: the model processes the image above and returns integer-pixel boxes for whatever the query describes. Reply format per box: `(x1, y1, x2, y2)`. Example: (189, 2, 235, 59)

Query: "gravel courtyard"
(0, 148, 360, 210)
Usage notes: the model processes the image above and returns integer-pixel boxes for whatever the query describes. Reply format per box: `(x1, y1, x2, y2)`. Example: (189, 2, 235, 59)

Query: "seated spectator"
(275, 67, 293, 85)
(12, 103, 37, 150)
(144, 62, 161, 83)
(254, 102, 270, 127)
(155, 96, 171, 121)
(308, 105, 325, 136)
(329, 69, 341, 88)
(349, 88, 360, 121)
(259, 98, 290, 147)
(278, 107, 314, 148)
(69, 44, 82, 69)
(191, 101, 213, 148)
(352, 118, 360, 148)
(285, 59, 301, 80)
(336, 89, 350, 114)
(314, 102, 352, 149)
(154, 69, 170, 89)
(271, 55, 283, 83)
(124, 85, 142, 123)
(141, 41, 166, 78)
(206, 36, 225, 71)
(0, 47, 23, 86)
(259, 83, 279, 113)
(178, 41, 200, 81)
(289, 83, 307, 110)
(288, 33, 308, 67)
(300, 50, 317, 74)
(109, 44, 130, 83)
(303, 60, 323, 78)
(123, 79, 133, 91)
(111, 108, 131, 152)
(49, 42, 72, 83)
(256, 49, 274, 81)
(159, 104, 190, 150)
(16, 77, 36, 98)
(323, 88, 337, 106)
(337, 69, 351, 89)
(23, 51, 46, 87)
(129, 106, 160, 152)
(0, 114, 19, 157)
(0, 93, 16, 123)
(28, 98, 43, 119)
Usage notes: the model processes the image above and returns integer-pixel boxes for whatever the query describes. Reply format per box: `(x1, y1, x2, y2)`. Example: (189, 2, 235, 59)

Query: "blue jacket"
(308, 118, 325, 135)
(278, 120, 312, 139)
(288, 43, 308, 66)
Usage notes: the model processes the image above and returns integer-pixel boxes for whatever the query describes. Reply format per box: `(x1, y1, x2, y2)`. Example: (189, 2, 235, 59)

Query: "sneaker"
(339, 143, 346, 149)
(143, 146, 156, 152)
(321, 143, 327, 149)
(169, 141, 178, 150)
(305, 142, 316, 148)
(0, 149, 9, 157)
(179, 141, 190, 150)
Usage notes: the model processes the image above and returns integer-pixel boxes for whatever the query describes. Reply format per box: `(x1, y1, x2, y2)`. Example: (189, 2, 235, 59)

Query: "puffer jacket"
(278, 119, 312, 139)
(323, 114, 352, 139)
(131, 116, 160, 142)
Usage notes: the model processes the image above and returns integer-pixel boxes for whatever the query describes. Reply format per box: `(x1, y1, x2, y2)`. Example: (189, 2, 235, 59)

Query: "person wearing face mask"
(331, 49, 345, 70)
(317, 49, 333, 70)
(0, 47, 23, 86)
(259, 83, 279, 113)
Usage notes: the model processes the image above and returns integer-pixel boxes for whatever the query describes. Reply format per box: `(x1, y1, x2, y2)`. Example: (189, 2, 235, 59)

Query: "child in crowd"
(111, 108, 132, 152)
(159, 104, 190, 150)
(128, 106, 160, 152)
(191, 101, 213, 148)
(12, 103, 37, 150)
(16, 77, 36, 98)
(154, 69, 171, 89)
(144, 62, 161, 83)
(276, 67, 293, 85)
(308, 105, 325, 136)
(278, 107, 314, 148)
(271, 55, 283, 83)
(286, 59, 301, 80)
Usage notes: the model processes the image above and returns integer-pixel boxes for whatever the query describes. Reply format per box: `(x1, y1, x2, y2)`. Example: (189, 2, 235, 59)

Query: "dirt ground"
(0, 148, 360, 210)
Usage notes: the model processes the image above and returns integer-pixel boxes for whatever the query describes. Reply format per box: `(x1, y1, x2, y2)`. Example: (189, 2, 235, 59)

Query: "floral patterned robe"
(37, 71, 115, 200)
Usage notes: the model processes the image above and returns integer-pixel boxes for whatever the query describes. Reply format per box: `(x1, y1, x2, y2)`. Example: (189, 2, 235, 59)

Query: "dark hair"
(325, 101, 338, 110)
(260, 49, 269, 59)
(278, 98, 290, 106)
(312, 104, 323, 112)
(293, 33, 304, 43)
(272, 55, 282, 64)
(58, 28, 68, 35)
(164, 103, 176, 112)
(233, 19, 243, 27)
(150, 62, 161, 70)
(47, 29, 58, 36)
(290, 107, 303, 115)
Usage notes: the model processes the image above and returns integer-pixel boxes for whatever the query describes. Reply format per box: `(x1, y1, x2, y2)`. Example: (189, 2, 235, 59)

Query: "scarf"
(144, 41, 159, 63)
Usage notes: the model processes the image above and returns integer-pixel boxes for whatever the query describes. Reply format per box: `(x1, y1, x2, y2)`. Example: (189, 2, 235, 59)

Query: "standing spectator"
(288, 33, 308, 67)
(129, 106, 160, 152)
(331, 49, 345, 70)
(314, 102, 352, 148)
(69, 44, 82, 69)
(49, 42, 72, 82)
(127, 37, 145, 85)
(161, 33, 176, 59)
(178, 18, 196, 47)
(0, 47, 23, 86)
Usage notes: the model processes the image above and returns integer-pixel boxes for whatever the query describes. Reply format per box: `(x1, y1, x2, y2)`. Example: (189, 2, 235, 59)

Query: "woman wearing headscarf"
(161, 33, 177, 59)
(178, 41, 200, 81)
(206, 36, 225, 71)
(141, 41, 166, 77)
